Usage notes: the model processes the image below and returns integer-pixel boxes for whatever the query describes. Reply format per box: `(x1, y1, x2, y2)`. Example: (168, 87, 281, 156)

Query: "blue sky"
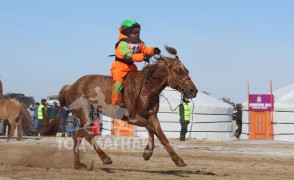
(0, 0, 293, 103)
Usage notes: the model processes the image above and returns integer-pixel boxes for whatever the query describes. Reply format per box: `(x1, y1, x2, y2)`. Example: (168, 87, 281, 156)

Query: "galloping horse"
(0, 98, 35, 141)
(59, 46, 198, 169)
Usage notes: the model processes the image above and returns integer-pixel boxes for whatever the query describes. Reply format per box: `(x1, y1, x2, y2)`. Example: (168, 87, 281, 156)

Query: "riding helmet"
(120, 19, 141, 36)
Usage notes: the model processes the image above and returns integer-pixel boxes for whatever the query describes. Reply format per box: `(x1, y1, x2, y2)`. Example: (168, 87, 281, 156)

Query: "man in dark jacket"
(47, 101, 60, 119)
(0, 119, 11, 136)
(60, 106, 70, 137)
(178, 97, 191, 141)
(233, 104, 242, 139)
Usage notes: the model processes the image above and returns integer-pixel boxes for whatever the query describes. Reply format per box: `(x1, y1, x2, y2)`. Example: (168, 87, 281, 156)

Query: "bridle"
(135, 57, 192, 113)
(178, 76, 191, 94)
(167, 64, 192, 95)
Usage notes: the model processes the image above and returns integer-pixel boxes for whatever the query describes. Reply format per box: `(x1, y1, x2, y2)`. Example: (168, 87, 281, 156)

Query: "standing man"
(233, 104, 242, 139)
(47, 101, 60, 120)
(0, 119, 11, 136)
(178, 97, 191, 141)
(32, 102, 39, 129)
(60, 106, 70, 137)
(37, 99, 48, 136)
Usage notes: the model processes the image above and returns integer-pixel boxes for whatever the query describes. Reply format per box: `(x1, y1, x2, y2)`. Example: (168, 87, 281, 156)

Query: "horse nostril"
(189, 89, 198, 96)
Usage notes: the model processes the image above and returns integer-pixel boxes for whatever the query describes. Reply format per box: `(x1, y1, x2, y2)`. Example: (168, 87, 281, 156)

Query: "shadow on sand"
(99, 167, 216, 177)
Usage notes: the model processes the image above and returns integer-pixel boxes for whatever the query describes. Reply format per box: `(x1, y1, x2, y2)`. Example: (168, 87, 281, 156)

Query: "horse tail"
(21, 105, 35, 131)
(59, 85, 71, 107)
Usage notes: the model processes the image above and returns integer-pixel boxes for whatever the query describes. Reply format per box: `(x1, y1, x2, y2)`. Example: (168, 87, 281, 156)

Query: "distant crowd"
(0, 99, 80, 137)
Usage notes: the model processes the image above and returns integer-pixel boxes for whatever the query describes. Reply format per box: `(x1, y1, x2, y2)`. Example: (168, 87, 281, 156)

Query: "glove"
(124, 55, 134, 65)
(143, 55, 151, 63)
(153, 47, 161, 55)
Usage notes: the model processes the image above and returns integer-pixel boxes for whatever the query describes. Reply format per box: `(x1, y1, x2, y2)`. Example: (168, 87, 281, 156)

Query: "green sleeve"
(118, 41, 132, 57)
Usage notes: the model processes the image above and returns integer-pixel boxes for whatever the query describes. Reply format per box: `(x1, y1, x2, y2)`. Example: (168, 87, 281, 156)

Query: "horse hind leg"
(143, 129, 155, 161)
(84, 133, 112, 164)
(73, 129, 88, 169)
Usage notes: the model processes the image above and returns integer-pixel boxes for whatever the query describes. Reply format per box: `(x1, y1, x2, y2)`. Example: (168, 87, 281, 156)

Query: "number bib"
(129, 43, 141, 54)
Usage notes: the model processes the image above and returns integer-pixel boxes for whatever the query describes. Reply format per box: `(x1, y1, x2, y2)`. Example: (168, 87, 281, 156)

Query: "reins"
(134, 61, 149, 115)
(151, 90, 180, 111)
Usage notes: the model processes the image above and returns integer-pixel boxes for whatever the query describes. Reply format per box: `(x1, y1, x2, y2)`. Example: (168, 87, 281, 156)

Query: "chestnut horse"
(0, 98, 35, 141)
(59, 46, 198, 169)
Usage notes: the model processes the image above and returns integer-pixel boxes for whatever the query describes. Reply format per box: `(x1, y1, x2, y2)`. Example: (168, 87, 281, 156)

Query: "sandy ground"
(1, 135, 294, 180)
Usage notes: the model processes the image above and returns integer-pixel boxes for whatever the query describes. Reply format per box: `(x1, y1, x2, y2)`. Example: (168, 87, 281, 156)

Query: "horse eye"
(176, 70, 181, 74)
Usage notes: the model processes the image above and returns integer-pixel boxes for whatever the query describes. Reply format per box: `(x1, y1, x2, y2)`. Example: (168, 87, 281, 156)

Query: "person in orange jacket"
(110, 19, 161, 107)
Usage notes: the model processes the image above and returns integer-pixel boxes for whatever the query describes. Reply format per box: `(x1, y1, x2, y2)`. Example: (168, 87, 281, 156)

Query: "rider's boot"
(115, 101, 125, 108)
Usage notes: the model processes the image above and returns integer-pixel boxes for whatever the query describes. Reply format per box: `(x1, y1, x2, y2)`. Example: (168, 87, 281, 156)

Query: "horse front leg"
(153, 118, 187, 167)
(84, 133, 112, 164)
(127, 114, 155, 132)
(7, 120, 16, 141)
(143, 129, 155, 161)
(73, 129, 87, 169)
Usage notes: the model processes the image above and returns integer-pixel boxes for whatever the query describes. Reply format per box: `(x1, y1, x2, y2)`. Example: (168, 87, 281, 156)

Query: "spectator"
(37, 99, 48, 136)
(31, 102, 39, 129)
(178, 97, 191, 141)
(45, 101, 50, 109)
(0, 119, 11, 136)
(47, 101, 60, 119)
(60, 106, 70, 137)
(233, 104, 242, 139)
(3, 119, 11, 136)
(66, 112, 79, 137)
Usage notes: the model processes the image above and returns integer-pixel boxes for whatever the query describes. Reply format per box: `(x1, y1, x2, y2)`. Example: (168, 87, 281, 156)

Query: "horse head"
(156, 46, 198, 99)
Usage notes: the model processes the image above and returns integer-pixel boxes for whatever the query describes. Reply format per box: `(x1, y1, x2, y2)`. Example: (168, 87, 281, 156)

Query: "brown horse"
(0, 98, 35, 141)
(59, 46, 198, 169)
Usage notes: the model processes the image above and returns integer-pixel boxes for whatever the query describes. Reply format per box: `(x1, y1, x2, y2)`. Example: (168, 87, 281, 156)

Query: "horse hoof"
(175, 160, 187, 167)
(103, 157, 113, 164)
(74, 162, 87, 169)
(143, 150, 153, 160)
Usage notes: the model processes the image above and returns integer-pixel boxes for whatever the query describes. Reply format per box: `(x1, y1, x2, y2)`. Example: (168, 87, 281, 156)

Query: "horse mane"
(140, 46, 178, 83)
(142, 59, 165, 75)
(165, 46, 178, 57)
